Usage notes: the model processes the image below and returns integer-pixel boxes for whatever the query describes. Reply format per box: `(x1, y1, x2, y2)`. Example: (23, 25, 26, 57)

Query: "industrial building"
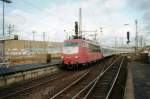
(0, 36, 63, 64)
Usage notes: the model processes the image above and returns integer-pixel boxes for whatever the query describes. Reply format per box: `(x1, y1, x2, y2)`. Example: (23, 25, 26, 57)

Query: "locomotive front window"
(64, 42, 79, 46)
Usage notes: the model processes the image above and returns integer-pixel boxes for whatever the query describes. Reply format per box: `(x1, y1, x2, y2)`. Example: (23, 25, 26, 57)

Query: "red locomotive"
(61, 22, 103, 69)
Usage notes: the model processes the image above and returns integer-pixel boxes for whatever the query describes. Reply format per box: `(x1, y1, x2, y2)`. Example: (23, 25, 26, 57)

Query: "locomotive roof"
(64, 38, 100, 46)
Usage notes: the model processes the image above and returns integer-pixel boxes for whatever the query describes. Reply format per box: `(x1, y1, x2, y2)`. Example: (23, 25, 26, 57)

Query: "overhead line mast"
(135, 20, 138, 53)
(79, 8, 82, 38)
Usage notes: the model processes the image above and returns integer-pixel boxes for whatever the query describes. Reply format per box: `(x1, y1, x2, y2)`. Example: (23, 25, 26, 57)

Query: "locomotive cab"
(62, 40, 81, 65)
(63, 42, 79, 54)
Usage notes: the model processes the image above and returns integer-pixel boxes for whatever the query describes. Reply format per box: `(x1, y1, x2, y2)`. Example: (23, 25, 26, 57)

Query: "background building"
(0, 37, 63, 64)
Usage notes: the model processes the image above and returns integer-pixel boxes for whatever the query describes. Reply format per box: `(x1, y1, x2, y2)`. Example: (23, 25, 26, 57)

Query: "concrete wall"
(0, 66, 58, 87)
(3, 40, 63, 64)
(4, 40, 49, 64)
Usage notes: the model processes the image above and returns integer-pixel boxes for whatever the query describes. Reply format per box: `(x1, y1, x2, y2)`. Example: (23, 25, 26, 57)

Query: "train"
(61, 22, 104, 69)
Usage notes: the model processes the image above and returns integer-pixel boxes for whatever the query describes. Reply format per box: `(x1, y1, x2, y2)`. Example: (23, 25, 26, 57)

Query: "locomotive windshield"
(64, 42, 79, 46)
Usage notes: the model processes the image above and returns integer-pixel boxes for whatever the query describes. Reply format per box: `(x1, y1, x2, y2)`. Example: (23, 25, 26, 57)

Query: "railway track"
(49, 56, 122, 99)
(0, 55, 118, 99)
(49, 56, 126, 99)
(0, 69, 87, 99)
(81, 57, 125, 99)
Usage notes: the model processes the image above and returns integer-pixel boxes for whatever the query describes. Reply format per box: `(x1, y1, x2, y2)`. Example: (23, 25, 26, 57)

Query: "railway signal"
(75, 21, 79, 38)
(127, 31, 130, 44)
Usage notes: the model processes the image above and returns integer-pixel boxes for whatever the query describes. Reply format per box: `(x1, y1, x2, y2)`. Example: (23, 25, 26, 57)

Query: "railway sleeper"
(87, 67, 122, 97)
(93, 96, 105, 98)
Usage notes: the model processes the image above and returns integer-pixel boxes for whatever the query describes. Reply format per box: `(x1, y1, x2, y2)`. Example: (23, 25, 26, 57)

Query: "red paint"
(62, 39, 103, 65)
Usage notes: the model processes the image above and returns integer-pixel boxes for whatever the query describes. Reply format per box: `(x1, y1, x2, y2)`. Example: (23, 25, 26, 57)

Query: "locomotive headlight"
(75, 56, 78, 58)
(61, 56, 64, 59)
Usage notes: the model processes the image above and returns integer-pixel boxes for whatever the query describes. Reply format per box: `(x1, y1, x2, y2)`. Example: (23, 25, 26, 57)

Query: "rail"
(71, 56, 122, 99)
(0, 76, 58, 99)
(84, 56, 124, 99)
(50, 71, 89, 99)
(0, 69, 88, 99)
(105, 56, 124, 99)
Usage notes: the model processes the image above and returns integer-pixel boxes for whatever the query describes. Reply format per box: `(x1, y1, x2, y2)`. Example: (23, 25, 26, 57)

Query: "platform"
(124, 62, 150, 99)
(0, 59, 61, 76)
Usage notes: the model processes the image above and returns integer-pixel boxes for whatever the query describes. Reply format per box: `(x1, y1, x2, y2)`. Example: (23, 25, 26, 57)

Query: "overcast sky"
(0, 0, 150, 45)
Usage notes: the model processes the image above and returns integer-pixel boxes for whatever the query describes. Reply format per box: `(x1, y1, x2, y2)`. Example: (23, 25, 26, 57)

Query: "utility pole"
(135, 20, 138, 53)
(8, 24, 14, 36)
(8, 24, 11, 36)
(114, 37, 117, 55)
(94, 33, 97, 41)
(32, 31, 36, 59)
(140, 35, 143, 48)
(43, 32, 46, 63)
(43, 32, 45, 52)
(32, 31, 36, 41)
(79, 8, 82, 37)
(64, 30, 69, 40)
(121, 38, 123, 48)
(100, 27, 103, 34)
(43, 32, 45, 42)
(99, 27, 103, 45)
(8, 24, 12, 63)
(8, 24, 15, 36)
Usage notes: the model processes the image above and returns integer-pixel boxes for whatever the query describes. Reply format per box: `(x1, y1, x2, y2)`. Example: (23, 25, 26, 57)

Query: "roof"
(64, 38, 100, 46)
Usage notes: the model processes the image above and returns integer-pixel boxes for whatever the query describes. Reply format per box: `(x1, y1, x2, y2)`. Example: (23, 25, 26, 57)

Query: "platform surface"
(125, 62, 150, 99)
(0, 59, 61, 76)
(124, 62, 134, 99)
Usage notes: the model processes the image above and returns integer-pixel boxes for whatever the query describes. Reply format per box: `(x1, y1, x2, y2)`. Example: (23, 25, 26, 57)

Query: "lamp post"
(0, 0, 12, 62)
(1, 0, 12, 36)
